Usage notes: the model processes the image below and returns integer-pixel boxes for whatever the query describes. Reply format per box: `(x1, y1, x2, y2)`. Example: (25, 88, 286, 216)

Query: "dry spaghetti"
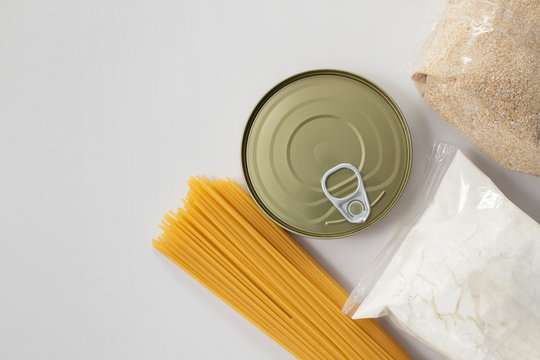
(153, 177, 410, 359)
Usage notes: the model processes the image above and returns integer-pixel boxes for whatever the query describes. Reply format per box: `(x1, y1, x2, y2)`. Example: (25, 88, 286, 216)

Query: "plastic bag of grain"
(343, 142, 540, 360)
(411, 0, 539, 176)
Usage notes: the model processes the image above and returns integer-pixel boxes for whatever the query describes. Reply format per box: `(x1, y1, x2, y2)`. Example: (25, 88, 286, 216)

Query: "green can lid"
(242, 70, 412, 239)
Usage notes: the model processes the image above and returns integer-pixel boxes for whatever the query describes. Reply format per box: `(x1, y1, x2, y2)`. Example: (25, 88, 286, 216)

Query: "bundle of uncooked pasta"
(154, 177, 411, 360)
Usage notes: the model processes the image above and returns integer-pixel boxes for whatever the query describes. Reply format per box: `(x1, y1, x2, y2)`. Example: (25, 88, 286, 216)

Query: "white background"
(1, 0, 539, 359)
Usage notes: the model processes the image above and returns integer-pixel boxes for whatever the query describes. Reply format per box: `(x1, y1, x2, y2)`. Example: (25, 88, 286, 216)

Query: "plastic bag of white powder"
(344, 143, 540, 360)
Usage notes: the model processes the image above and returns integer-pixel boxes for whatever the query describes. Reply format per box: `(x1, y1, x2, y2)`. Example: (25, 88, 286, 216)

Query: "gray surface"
(0, 0, 538, 359)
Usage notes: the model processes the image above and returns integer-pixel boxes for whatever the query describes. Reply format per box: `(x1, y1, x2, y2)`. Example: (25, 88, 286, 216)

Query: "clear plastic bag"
(409, 0, 540, 176)
(343, 142, 540, 360)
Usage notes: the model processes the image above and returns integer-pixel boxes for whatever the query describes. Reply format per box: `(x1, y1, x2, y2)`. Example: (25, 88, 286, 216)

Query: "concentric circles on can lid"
(241, 69, 412, 239)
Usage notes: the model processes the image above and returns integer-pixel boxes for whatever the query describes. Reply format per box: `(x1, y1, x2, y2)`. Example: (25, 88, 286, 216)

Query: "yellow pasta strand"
(153, 177, 411, 360)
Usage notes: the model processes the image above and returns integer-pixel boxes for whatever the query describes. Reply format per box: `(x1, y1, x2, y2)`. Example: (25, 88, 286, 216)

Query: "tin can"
(241, 69, 412, 239)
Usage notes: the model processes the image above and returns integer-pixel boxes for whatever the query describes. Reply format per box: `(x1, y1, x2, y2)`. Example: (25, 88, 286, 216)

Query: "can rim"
(241, 69, 412, 239)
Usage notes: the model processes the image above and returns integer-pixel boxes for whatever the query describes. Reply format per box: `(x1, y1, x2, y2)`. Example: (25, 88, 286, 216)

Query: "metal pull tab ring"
(321, 163, 371, 224)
